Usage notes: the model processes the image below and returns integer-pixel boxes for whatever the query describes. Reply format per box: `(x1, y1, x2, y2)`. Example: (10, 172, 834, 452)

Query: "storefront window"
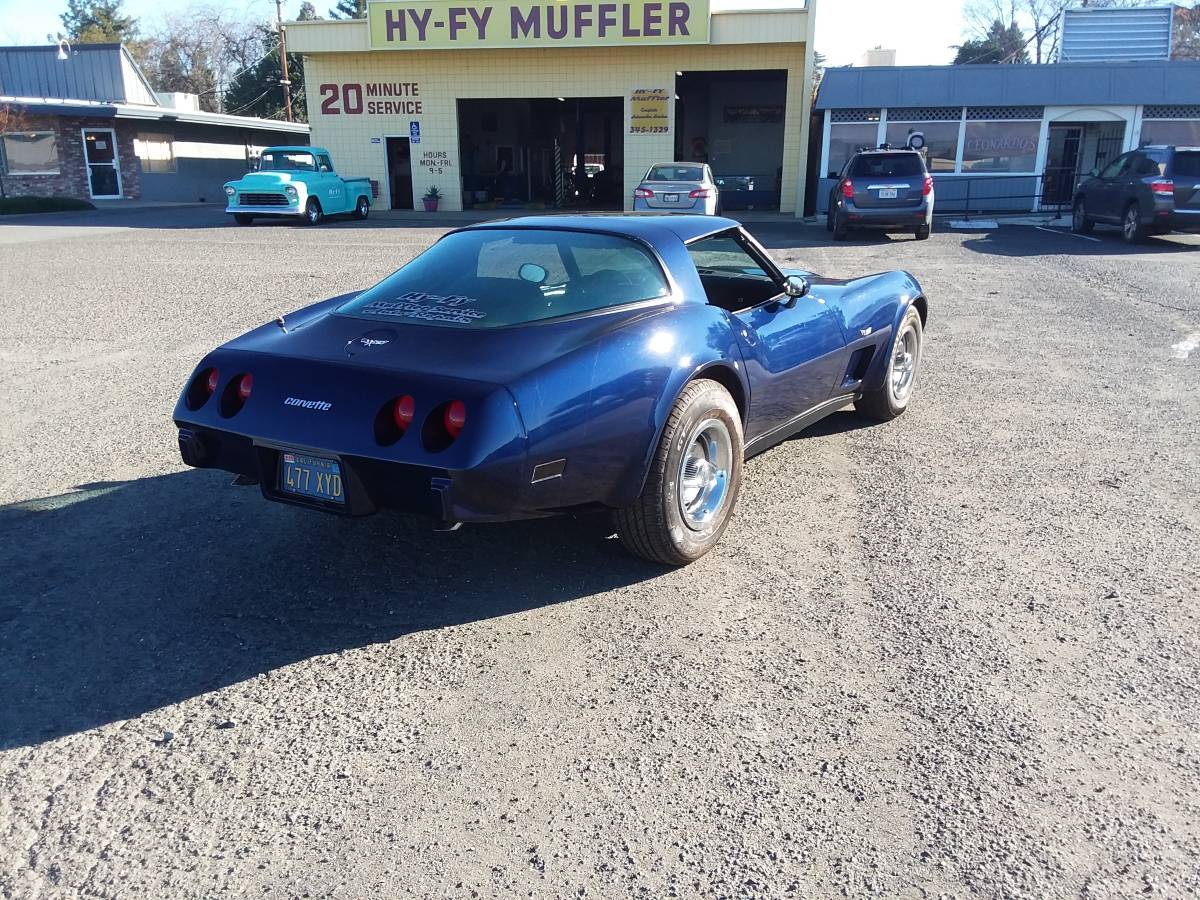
(827, 123, 878, 176)
(1, 131, 59, 175)
(1139, 120, 1200, 148)
(961, 121, 1040, 173)
(885, 121, 960, 172)
(134, 132, 176, 174)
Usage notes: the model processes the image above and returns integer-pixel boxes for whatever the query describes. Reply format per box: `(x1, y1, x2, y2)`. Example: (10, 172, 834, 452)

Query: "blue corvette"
(174, 215, 927, 565)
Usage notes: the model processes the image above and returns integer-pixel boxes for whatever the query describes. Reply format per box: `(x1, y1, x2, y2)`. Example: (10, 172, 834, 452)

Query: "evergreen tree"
(60, 0, 138, 43)
(223, 24, 308, 121)
(954, 19, 1029, 64)
(328, 0, 366, 20)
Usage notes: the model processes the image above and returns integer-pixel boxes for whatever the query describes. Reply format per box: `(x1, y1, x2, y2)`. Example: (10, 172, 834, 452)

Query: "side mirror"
(320, 164, 331, 172)
(783, 275, 810, 299)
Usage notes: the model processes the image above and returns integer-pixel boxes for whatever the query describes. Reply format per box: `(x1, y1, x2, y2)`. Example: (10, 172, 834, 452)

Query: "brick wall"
(1, 114, 141, 201)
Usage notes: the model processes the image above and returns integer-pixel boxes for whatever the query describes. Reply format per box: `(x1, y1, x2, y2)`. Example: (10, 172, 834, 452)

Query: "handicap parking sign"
(410, 121, 421, 144)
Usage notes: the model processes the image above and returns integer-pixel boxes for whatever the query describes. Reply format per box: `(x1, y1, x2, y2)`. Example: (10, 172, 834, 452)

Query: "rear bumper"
(226, 204, 303, 217)
(840, 201, 933, 229)
(177, 423, 535, 525)
(632, 197, 714, 214)
(1165, 208, 1200, 232)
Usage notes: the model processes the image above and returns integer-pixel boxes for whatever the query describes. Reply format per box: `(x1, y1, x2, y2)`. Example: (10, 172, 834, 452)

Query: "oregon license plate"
(664, 193, 679, 202)
(279, 452, 344, 504)
(879, 188, 898, 199)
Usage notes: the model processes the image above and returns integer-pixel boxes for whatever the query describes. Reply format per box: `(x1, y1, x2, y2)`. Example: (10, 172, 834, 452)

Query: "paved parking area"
(1, 207, 1198, 898)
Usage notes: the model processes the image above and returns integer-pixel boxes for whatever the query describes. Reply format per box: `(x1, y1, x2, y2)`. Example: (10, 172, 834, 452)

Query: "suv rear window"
(338, 229, 671, 329)
(849, 153, 925, 178)
(1173, 151, 1200, 178)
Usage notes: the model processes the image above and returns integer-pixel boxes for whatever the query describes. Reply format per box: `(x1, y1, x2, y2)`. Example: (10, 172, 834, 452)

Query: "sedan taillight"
(688, 188, 710, 199)
(1151, 179, 1174, 197)
(840, 179, 854, 199)
(634, 187, 654, 199)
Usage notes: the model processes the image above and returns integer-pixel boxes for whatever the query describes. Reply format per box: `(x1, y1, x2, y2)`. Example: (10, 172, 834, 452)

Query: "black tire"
(233, 214, 254, 226)
(833, 214, 849, 241)
(915, 223, 931, 241)
(1071, 199, 1094, 235)
(856, 305, 923, 422)
(614, 379, 743, 566)
(1121, 202, 1146, 244)
(355, 195, 370, 220)
(304, 198, 323, 226)
(825, 209, 834, 233)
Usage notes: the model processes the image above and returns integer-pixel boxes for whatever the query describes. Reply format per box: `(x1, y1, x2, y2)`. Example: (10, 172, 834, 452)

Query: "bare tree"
(961, 0, 1064, 63)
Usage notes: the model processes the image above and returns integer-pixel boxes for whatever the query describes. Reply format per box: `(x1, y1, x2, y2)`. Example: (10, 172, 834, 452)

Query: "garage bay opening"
(457, 97, 623, 210)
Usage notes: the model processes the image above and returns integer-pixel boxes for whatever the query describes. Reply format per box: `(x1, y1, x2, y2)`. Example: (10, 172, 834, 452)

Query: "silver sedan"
(633, 162, 720, 215)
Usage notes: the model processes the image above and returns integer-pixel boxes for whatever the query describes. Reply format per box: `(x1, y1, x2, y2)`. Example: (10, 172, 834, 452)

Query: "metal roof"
(1060, 7, 1175, 63)
(815, 61, 1200, 110)
(0, 96, 310, 135)
(0, 43, 158, 105)
(469, 214, 737, 244)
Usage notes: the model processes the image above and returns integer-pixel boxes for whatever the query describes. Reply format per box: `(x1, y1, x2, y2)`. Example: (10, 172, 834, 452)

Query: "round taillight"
(237, 373, 253, 401)
(444, 400, 466, 438)
(206, 368, 220, 394)
(393, 394, 415, 430)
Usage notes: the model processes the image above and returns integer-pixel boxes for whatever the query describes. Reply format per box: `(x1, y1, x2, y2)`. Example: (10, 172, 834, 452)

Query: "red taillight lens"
(923, 174, 933, 196)
(237, 373, 253, 401)
(393, 394, 415, 430)
(206, 368, 220, 394)
(840, 179, 854, 199)
(444, 400, 466, 439)
(1151, 179, 1174, 196)
(634, 187, 654, 199)
(688, 188, 710, 199)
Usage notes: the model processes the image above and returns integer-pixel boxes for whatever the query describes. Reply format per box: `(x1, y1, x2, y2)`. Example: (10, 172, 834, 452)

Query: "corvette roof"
(467, 214, 737, 245)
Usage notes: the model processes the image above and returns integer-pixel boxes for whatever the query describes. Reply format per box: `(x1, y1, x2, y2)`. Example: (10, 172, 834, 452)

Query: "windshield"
(849, 153, 924, 178)
(646, 165, 704, 182)
(338, 229, 672, 328)
(259, 151, 316, 172)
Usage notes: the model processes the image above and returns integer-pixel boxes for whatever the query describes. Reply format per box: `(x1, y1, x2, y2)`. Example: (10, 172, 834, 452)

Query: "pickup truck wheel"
(233, 214, 254, 226)
(856, 305, 922, 422)
(354, 196, 370, 219)
(304, 198, 323, 226)
(614, 379, 743, 566)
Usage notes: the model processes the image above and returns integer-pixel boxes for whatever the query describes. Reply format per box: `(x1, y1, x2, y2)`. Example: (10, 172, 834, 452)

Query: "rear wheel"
(1071, 199, 1094, 235)
(915, 223, 930, 241)
(304, 198, 323, 226)
(614, 379, 743, 566)
(355, 195, 370, 219)
(1122, 202, 1146, 244)
(856, 306, 923, 422)
(832, 213, 849, 241)
(233, 214, 254, 226)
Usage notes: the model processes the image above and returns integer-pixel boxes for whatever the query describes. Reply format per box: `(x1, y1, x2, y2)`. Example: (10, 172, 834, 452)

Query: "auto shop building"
(286, 0, 817, 214)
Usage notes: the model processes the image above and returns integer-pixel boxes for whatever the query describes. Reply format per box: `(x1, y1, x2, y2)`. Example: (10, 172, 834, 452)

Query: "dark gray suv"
(1072, 145, 1200, 243)
(826, 149, 934, 242)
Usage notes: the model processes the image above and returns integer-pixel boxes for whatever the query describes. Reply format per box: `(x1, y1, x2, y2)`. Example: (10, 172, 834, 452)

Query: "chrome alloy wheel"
(889, 325, 918, 403)
(1124, 206, 1139, 241)
(677, 418, 733, 531)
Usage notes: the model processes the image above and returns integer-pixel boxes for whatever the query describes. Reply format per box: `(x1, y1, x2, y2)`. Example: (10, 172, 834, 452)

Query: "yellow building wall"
(299, 41, 808, 213)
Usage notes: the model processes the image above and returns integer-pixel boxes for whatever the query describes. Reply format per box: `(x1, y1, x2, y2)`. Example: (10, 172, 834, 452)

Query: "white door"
(81, 128, 122, 198)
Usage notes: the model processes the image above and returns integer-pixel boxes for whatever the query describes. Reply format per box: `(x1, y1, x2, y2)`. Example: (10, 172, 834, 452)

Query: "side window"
(1134, 152, 1165, 176)
(1100, 153, 1131, 179)
(317, 154, 333, 172)
(688, 234, 773, 279)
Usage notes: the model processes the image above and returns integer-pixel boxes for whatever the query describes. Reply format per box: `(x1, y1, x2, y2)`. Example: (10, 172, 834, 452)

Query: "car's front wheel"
(304, 198, 323, 225)
(856, 305, 923, 421)
(355, 196, 370, 219)
(614, 379, 743, 566)
(1071, 199, 1094, 234)
(233, 214, 254, 226)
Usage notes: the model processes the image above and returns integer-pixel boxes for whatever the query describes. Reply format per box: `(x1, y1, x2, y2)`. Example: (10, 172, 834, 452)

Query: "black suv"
(1072, 145, 1200, 243)
(826, 149, 934, 242)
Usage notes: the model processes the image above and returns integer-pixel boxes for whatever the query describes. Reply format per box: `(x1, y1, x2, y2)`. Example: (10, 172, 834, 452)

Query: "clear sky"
(0, 0, 966, 66)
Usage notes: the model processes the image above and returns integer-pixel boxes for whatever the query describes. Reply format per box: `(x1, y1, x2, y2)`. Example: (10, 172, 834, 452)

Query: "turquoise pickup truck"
(224, 146, 372, 225)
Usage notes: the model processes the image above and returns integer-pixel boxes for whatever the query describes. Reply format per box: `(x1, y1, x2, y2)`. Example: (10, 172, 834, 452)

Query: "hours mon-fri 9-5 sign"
(367, 0, 710, 49)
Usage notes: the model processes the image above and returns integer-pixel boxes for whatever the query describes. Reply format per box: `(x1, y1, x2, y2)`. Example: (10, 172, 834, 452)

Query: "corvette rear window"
(338, 229, 671, 328)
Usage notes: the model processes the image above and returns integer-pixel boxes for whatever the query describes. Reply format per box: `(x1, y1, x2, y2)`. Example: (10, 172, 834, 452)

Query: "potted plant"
(422, 186, 441, 212)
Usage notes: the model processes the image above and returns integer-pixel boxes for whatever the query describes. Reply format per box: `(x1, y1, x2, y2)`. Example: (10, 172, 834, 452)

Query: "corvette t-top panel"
(174, 215, 928, 564)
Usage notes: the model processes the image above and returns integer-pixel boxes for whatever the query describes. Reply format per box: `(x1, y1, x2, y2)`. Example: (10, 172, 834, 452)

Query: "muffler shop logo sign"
(367, 0, 710, 49)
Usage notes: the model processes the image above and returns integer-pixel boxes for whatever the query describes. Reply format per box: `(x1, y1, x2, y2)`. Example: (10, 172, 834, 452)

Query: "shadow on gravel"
(0, 470, 663, 749)
(962, 227, 1200, 259)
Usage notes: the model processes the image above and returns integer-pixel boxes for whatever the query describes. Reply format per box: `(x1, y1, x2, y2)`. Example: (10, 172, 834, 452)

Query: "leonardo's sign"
(367, 0, 710, 49)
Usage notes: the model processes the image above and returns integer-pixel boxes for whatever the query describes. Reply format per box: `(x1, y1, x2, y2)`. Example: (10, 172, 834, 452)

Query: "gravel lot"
(1, 207, 1197, 899)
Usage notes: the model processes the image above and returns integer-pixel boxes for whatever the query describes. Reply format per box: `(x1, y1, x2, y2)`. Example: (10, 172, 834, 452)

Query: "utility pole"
(276, 0, 293, 122)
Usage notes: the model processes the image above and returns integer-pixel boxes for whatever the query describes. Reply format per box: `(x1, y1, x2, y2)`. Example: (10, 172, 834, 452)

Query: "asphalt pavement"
(1, 206, 1198, 898)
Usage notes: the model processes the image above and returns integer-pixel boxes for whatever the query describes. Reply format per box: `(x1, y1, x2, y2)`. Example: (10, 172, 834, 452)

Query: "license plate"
(879, 188, 898, 199)
(664, 193, 679, 202)
(279, 452, 345, 504)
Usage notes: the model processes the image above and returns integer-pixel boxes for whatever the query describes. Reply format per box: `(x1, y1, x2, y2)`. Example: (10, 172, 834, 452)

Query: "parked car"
(827, 148, 934, 241)
(633, 162, 720, 215)
(174, 216, 927, 565)
(1072, 145, 1200, 243)
(224, 146, 372, 226)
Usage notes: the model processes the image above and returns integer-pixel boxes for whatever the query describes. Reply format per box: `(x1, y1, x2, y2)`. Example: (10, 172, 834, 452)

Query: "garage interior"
(457, 98, 624, 210)
(674, 69, 788, 211)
